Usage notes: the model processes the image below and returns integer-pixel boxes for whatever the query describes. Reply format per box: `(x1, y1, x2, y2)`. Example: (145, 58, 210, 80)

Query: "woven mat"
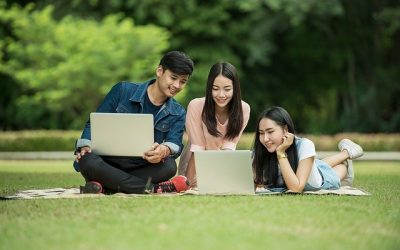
(254, 185, 370, 196)
(0, 186, 370, 200)
(0, 188, 181, 200)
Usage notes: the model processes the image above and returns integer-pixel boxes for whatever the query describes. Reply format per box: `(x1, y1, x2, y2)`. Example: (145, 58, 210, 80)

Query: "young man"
(74, 51, 194, 194)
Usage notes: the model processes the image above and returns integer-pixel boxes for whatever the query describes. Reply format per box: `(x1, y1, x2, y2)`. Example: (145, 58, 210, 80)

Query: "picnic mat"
(0, 186, 370, 200)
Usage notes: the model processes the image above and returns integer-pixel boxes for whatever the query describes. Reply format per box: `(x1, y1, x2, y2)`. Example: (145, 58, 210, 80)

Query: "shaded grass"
(0, 161, 399, 250)
(0, 160, 80, 195)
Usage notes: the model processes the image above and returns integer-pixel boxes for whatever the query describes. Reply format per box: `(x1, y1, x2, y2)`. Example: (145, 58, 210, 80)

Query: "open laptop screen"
(90, 112, 154, 157)
(194, 150, 255, 195)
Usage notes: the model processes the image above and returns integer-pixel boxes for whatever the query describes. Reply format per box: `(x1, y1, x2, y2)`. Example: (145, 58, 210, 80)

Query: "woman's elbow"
(289, 185, 305, 193)
(290, 188, 303, 193)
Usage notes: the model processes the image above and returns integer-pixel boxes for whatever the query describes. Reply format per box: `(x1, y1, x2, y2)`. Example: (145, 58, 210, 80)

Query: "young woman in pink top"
(178, 62, 251, 187)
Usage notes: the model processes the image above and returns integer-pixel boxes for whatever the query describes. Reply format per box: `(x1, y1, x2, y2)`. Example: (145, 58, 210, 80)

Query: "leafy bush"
(0, 3, 169, 129)
(237, 133, 400, 151)
(0, 130, 80, 151)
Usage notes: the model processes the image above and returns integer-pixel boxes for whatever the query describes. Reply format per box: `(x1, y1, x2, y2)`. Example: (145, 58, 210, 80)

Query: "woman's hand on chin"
(276, 132, 294, 153)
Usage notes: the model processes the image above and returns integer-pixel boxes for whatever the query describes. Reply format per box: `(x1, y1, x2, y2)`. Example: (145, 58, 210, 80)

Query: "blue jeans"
(304, 159, 340, 191)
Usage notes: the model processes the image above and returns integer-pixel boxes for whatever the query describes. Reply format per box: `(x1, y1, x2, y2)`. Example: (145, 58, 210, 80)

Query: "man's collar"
(129, 79, 155, 103)
(129, 79, 179, 115)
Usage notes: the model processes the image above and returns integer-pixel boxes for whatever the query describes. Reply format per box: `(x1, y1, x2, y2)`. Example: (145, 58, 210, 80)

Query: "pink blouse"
(186, 97, 251, 151)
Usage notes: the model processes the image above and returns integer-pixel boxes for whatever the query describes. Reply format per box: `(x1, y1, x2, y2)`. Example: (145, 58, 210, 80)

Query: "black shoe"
(80, 181, 103, 194)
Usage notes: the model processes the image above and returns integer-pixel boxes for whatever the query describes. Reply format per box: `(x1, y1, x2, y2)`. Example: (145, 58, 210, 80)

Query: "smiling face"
(258, 117, 288, 153)
(156, 66, 189, 98)
(212, 74, 233, 109)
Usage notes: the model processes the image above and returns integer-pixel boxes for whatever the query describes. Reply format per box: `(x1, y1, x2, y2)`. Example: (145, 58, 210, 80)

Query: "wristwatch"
(277, 151, 287, 160)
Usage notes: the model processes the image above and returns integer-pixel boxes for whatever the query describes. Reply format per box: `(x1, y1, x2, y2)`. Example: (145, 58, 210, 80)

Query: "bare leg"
(332, 163, 347, 180)
(322, 150, 351, 181)
(322, 150, 350, 167)
(185, 153, 197, 188)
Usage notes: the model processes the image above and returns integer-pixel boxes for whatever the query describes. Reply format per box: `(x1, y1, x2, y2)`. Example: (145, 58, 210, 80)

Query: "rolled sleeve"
(76, 138, 92, 149)
(162, 109, 185, 158)
(162, 142, 179, 155)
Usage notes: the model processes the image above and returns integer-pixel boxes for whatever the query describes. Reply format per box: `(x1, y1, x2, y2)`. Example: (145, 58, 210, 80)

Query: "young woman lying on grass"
(252, 106, 364, 192)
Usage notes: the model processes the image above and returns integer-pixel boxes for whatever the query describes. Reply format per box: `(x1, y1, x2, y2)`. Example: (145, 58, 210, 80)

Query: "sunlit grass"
(0, 160, 399, 250)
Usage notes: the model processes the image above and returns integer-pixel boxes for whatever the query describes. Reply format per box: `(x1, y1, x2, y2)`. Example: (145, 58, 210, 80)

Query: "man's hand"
(75, 146, 91, 162)
(143, 143, 171, 164)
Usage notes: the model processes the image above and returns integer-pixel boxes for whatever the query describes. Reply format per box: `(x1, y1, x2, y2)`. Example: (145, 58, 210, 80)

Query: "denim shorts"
(304, 159, 340, 191)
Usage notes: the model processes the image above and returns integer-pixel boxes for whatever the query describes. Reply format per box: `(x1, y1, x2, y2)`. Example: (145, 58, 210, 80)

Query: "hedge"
(0, 130, 399, 152)
(0, 130, 81, 152)
(237, 133, 400, 151)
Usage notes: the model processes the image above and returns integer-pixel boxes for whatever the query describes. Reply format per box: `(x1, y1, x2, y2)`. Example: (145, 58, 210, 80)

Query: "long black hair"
(202, 62, 243, 140)
(252, 106, 299, 187)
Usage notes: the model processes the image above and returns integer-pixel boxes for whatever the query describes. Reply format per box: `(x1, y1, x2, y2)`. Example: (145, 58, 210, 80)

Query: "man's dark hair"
(159, 51, 194, 76)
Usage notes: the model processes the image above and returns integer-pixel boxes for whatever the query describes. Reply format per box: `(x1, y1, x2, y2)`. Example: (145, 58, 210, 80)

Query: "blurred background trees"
(1, 0, 399, 133)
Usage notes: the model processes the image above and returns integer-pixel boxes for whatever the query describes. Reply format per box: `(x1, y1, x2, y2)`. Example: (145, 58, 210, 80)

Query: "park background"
(0, 1, 399, 250)
(1, 0, 399, 135)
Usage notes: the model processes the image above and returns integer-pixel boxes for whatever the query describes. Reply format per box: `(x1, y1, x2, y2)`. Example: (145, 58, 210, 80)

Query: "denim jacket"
(73, 79, 186, 171)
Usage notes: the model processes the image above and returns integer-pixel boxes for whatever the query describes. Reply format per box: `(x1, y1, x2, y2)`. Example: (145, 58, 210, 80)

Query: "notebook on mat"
(194, 150, 255, 195)
(90, 112, 154, 156)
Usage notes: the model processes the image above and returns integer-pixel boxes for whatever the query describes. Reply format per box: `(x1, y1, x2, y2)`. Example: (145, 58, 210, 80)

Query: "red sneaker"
(154, 175, 190, 193)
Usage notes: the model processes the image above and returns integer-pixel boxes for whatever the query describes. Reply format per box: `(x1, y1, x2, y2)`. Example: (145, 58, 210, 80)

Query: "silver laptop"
(90, 112, 154, 156)
(194, 150, 255, 195)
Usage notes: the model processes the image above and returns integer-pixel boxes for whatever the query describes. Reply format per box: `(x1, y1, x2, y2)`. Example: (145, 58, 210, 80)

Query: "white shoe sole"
(338, 139, 364, 159)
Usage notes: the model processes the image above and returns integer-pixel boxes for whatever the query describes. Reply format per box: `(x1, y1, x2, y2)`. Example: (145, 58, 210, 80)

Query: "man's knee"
(78, 152, 100, 173)
(162, 157, 178, 178)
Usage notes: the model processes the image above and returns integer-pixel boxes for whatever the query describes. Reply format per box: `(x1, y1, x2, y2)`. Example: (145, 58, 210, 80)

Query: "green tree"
(236, 0, 400, 133)
(2, 0, 399, 133)
(335, 0, 400, 132)
(0, 2, 169, 129)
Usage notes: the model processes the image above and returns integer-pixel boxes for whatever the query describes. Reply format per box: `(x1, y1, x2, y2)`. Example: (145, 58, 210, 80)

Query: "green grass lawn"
(1, 160, 399, 250)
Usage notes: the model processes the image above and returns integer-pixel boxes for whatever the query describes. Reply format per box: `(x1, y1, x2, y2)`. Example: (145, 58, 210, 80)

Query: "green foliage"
(0, 0, 399, 133)
(0, 2, 169, 129)
(0, 130, 80, 151)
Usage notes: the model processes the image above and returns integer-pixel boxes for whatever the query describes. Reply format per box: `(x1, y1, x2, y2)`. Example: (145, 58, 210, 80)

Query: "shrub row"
(0, 130, 81, 152)
(235, 133, 400, 151)
(0, 130, 399, 152)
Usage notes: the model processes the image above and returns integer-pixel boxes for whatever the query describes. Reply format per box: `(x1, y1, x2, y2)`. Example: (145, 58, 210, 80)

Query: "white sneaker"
(338, 139, 364, 159)
(341, 159, 354, 186)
